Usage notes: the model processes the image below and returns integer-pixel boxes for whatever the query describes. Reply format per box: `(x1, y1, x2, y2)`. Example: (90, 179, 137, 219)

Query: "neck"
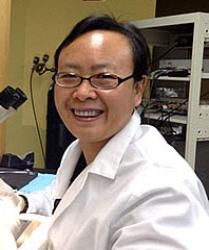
(80, 140, 108, 165)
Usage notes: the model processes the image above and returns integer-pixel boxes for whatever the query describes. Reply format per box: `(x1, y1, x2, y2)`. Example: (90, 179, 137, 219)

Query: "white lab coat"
(27, 112, 209, 250)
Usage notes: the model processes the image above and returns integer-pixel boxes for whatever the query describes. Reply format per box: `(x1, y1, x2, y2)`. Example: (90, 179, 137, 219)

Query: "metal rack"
(132, 12, 209, 169)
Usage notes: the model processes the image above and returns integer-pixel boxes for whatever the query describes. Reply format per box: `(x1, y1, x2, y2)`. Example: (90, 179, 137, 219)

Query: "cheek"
(104, 88, 136, 116)
(54, 87, 68, 117)
(54, 86, 69, 111)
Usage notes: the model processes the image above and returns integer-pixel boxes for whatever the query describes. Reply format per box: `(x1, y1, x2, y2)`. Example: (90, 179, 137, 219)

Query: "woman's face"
(54, 30, 146, 151)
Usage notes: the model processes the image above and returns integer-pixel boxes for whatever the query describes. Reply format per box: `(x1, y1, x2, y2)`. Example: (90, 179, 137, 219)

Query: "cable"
(142, 36, 192, 136)
(142, 41, 182, 119)
(150, 43, 177, 70)
(157, 99, 188, 122)
(141, 69, 173, 121)
(150, 34, 193, 70)
(29, 68, 46, 166)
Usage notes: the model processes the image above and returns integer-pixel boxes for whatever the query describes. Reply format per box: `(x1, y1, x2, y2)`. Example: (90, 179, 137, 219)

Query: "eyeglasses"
(54, 72, 136, 90)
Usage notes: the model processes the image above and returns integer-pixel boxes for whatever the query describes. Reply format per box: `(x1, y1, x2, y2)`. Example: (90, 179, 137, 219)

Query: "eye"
(59, 73, 78, 79)
(56, 73, 80, 87)
(95, 73, 118, 80)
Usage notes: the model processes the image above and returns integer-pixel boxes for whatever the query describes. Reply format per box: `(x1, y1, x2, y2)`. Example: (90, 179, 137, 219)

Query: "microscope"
(0, 86, 37, 189)
(0, 85, 27, 123)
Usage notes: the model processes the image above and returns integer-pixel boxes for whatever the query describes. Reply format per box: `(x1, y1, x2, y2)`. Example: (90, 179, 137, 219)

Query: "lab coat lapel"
(52, 140, 89, 222)
(54, 140, 81, 198)
(52, 166, 89, 223)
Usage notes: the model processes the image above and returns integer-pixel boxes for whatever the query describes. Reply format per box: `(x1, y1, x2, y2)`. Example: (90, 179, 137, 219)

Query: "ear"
(133, 75, 148, 107)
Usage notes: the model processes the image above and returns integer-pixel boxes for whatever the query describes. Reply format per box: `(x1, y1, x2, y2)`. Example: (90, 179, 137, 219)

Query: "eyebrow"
(91, 63, 116, 71)
(61, 62, 81, 70)
(61, 62, 116, 71)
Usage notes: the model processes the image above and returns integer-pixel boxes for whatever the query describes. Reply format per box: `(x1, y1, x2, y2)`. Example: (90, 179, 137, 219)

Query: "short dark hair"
(54, 14, 150, 81)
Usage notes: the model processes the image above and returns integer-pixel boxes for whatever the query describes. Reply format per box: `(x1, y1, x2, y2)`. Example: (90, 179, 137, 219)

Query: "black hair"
(54, 14, 150, 81)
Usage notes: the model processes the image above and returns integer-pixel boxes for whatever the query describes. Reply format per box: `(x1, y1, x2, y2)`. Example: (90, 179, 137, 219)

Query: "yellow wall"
(6, 0, 156, 168)
(0, 0, 11, 155)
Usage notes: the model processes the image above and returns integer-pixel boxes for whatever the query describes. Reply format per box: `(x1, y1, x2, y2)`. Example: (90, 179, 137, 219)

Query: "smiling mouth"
(72, 109, 103, 118)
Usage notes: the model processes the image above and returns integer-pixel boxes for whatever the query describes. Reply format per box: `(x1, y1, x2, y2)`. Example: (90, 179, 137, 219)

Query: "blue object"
(20, 173, 55, 193)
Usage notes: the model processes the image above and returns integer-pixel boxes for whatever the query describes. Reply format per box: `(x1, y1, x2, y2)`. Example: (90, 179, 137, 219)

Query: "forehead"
(58, 30, 134, 71)
(68, 29, 132, 49)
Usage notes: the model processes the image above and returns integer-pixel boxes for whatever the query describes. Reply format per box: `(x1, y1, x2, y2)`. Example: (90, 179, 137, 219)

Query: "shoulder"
(118, 124, 208, 207)
(129, 124, 187, 171)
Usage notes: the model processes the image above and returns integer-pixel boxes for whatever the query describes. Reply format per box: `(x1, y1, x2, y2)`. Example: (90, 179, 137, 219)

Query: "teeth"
(74, 110, 100, 117)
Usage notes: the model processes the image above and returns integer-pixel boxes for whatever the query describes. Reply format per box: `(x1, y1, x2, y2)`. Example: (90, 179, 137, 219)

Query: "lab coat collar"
(55, 111, 141, 197)
(52, 111, 142, 223)
(87, 111, 141, 180)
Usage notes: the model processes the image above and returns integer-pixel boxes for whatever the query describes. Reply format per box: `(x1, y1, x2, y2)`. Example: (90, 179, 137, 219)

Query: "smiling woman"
(54, 29, 147, 163)
(1, 13, 209, 250)
(5, 0, 156, 169)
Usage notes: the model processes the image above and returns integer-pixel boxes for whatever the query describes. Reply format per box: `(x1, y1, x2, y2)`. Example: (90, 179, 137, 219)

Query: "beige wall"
(0, 0, 11, 155)
(6, 0, 156, 168)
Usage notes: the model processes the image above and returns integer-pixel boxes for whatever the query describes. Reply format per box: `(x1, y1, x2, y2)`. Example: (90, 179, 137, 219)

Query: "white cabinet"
(132, 12, 209, 169)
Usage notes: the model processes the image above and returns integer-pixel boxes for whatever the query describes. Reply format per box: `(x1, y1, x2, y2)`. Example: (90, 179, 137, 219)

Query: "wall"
(6, 0, 156, 168)
(0, 0, 11, 155)
(156, 0, 209, 17)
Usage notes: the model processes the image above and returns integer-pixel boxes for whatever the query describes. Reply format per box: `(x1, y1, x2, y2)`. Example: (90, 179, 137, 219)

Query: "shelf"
(144, 112, 187, 124)
(201, 73, 209, 79)
(133, 12, 209, 169)
(131, 12, 208, 29)
(151, 76, 190, 81)
(150, 73, 209, 81)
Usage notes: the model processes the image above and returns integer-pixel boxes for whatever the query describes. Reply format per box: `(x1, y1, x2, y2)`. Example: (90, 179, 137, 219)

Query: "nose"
(72, 79, 97, 101)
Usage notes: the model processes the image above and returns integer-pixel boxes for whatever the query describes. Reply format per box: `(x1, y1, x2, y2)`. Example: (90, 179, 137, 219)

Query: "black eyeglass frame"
(54, 72, 139, 90)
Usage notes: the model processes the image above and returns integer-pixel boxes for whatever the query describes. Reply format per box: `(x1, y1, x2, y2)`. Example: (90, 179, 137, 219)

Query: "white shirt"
(30, 112, 209, 249)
